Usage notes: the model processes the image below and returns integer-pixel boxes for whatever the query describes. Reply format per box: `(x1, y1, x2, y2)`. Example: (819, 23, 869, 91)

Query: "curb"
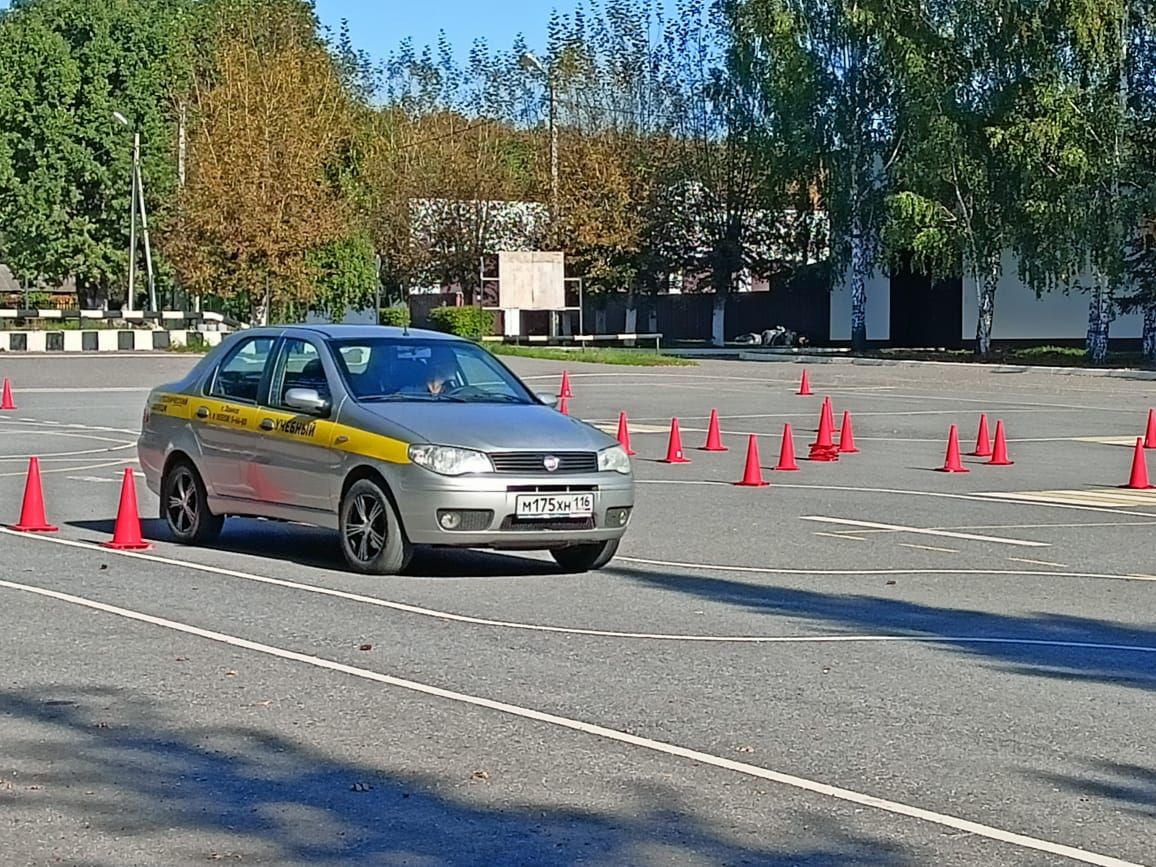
(736, 351, 1156, 380)
(0, 328, 224, 353)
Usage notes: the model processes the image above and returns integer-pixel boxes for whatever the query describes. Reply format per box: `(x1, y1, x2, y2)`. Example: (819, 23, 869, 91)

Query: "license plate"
(515, 493, 594, 519)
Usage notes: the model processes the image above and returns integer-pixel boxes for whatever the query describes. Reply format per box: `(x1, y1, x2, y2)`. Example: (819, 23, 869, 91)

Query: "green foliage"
(378, 304, 411, 327)
(426, 305, 496, 339)
(489, 344, 694, 366)
(304, 232, 379, 320)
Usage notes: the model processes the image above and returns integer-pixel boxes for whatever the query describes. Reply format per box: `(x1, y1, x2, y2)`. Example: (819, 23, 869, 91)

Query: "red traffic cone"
(9, 456, 58, 532)
(938, 424, 969, 473)
(837, 411, 859, 454)
(1123, 437, 1154, 489)
(797, 369, 812, 396)
(1, 377, 14, 411)
(735, 435, 770, 487)
(661, 418, 691, 464)
(616, 411, 636, 456)
(970, 413, 992, 457)
(558, 396, 569, 415)
(701, 409, 727, 451)
(987, 419, 1013, 466)
(103, 468, 150, 550)
(1144, 408, 1156, 450)
(559, 370, 573, 398)
(808, 398, 839, 461)
(775, 423, 800, 471)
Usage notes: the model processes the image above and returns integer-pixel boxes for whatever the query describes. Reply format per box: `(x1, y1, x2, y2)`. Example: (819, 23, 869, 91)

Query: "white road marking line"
(1008, 557, 1071, 568)
(812, 531, 866, 542)
(936, 521, 1156, 531)
(898, 543, 959, 554)
(8, 387, 150, 393)
(6, 527, 1156, 644)
(800, 517, 1050, 548)
(0, 416, 139, 435)
(0, 576, 1144, 867)
(0, 458, 135, 478)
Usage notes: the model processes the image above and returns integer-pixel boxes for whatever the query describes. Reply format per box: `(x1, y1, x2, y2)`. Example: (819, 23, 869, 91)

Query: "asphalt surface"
(1, 350, 1155, 866)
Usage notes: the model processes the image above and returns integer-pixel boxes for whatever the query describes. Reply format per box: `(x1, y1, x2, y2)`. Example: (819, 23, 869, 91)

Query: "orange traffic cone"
(559, 370, 573, 398)
(970, 414, 992, 457)
(735, 435, 770, 487)
(774, 423, 799, 471)
(1123, 437, 1154, 489)
(938, 424, 969, 473)
(661, 418, 691, 464)
(1, 377, 14, 411)
(9, 456, 57, 532)
(808, 397, 838, 461)
(701, 409, 727, 451)
(1144, 408, 1156, 450)
(797, 369, 812, 396)
(986, 419, 1013, 466)
(837, 411, 859, 454)
(616, 411, 636, 456)
(558, 396, 569, 415)
(103, 468, 151, 550)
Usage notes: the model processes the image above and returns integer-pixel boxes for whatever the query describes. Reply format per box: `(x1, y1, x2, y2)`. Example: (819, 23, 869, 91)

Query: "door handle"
(259, 418, 275, 431)
(195, 406, 209, 419)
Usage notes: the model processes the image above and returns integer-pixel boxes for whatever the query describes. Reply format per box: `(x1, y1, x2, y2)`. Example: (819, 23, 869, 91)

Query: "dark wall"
(888, 257, 964, 349)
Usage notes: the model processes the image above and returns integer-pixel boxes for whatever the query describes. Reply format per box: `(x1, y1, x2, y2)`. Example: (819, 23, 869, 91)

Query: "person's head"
(425, 347, 457, 393)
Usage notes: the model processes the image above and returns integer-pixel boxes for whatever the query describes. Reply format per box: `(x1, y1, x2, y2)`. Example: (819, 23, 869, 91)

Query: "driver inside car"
(422, 347, 459, 395)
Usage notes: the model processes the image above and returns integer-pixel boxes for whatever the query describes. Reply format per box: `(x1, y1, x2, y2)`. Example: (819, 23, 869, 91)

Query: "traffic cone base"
(701, 409, 727, 451)
(1145, 408, 1156, 450)
(103, 468, 150, 550)
(938, 424, 970, 473)
(559, 370, 573, 399)
(1122, 438, 1154, 490)
(797, 369, 812, 396)
(616, 411, 636, 456)
(987, 419, 1013, 466)
(9, 456, 57, 532)
(837, 410, 859, 454)
(1, 377, 14, 410)
(735, 435, 770, 486)
(661, 418, 691, 464)
(775, 423, 800, 471)
(969, 414, 992, 457)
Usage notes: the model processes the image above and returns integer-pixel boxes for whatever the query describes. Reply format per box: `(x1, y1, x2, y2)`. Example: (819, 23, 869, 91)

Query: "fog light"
(606, 507, 632, 527)
(439, 511, 462, 529)
(436, 509, 494, 531)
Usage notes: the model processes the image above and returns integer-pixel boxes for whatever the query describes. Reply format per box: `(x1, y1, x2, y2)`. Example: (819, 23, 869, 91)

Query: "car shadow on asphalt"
(0, 685, 908, 866)
(609, 565, 1156, 693)
(65, 518, 569, 579)
(1028, 759, 1156, 817)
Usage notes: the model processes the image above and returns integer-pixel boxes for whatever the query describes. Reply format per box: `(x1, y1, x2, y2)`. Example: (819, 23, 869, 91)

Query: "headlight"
(597, 444, 631, 474)
(408, 444, 494, 476)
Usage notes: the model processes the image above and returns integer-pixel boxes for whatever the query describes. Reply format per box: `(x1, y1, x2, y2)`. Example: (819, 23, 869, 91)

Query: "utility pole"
(520, 52, 558, 217)
(134, 134, 157, 313)
(127, 132, 138, 314)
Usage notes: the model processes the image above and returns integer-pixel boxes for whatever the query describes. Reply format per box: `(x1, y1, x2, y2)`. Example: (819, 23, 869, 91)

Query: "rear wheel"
(161, 459, 223, 545)
(339, 478, 412, 575)
(550, 538, 620, 573)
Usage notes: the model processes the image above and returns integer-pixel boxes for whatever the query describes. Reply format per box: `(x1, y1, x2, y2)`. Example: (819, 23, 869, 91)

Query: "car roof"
(235, 324, 465, 342)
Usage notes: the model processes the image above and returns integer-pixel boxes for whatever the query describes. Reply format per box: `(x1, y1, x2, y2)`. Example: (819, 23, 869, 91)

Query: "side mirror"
(537, 392, 559, 408)
(284, 387, 330, 415)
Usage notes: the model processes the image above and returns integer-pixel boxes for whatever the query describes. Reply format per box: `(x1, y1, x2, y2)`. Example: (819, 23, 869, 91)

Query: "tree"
(0, 0, 192, 307)
(165, 0, 360, 322)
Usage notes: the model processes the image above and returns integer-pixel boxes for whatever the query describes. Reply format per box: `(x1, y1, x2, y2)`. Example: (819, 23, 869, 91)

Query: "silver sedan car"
(137, 324, 635, 574)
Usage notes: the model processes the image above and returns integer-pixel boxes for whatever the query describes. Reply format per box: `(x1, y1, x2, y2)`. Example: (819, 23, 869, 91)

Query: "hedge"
(426, 305, 496, 339)
(378, 305, 411, 327)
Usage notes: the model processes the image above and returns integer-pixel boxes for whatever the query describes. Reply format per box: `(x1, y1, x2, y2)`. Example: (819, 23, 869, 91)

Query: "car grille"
(501, 516, 596, 531)
(489, 451, 598, 475)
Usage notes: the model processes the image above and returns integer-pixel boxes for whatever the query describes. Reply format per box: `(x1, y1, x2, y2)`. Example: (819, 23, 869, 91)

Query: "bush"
(427, 305, 496, 339)
(378, 305, 411, 327)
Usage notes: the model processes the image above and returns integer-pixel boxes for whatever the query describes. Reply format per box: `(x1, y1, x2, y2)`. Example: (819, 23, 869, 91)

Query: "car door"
(192, 333, 276, 502)
(252, 336, 343, 515)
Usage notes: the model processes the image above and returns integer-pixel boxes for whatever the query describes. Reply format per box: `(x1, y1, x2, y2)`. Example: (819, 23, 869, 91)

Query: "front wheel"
(161, 459, 223, 545)
(550, 538, 620, 573)
(339, 478, 413, 575)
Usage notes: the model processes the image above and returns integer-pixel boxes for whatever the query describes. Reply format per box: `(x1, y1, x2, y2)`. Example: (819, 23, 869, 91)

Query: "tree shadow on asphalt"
(0, 685, 907, 867)
(610, 566, 1156, 692)
(65, 517, 566, 579)
(1029, 760, 1156, 818)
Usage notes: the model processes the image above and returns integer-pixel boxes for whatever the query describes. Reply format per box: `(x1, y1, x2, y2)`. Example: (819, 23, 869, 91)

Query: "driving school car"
(136, 324, 635, 574)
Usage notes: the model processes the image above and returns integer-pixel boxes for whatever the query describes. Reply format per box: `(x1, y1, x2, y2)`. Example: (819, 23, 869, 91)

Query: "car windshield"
(329, 337, 537, 404)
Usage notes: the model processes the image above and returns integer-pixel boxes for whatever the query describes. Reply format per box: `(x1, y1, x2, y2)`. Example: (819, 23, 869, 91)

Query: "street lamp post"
(519, 52, 557, 216)
(114, 111, 156, 313)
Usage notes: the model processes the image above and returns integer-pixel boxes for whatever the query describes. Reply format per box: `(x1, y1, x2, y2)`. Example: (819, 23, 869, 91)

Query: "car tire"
(161, 458, 224, 545)
(550, 538, 620, 573)
(339, 477, 413, 575)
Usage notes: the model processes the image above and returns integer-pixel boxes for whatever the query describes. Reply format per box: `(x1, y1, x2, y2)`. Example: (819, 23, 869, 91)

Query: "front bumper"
(392, 467, 635, 549)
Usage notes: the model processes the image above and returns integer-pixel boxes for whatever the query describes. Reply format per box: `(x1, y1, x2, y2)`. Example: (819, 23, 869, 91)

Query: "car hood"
(358, 402, 616, 452)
